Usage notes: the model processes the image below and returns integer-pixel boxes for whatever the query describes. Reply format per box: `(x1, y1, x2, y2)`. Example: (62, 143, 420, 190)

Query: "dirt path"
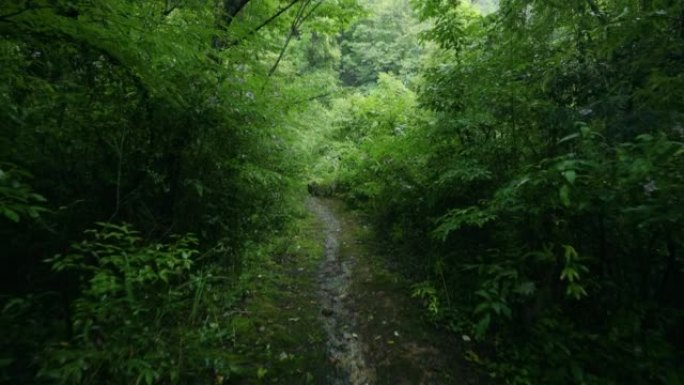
(307, 197, 475, 385)
(308, 197, 375, 385)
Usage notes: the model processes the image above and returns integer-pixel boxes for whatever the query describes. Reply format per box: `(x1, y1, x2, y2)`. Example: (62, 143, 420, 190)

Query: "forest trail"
(306, 198, 472, 385)
(308, 197, 373, 384)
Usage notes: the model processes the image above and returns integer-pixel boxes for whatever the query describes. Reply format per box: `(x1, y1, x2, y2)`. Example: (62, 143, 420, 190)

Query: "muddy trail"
(306, 197, 475, 385)
(308, 198, 373, 384)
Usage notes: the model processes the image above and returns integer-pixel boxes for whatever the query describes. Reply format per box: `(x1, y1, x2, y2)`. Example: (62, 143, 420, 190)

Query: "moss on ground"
(229, 205, 335, 384)
(227, 197, 477, 384)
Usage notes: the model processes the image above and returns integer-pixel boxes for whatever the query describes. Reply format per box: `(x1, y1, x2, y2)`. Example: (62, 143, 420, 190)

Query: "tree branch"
(289, 91, 337, 106)
(229, 0, 303, 47)
(300, 0, 324, 22)
(0, 5, 49, 22)
(223, 0, 251, 27)
(267, 0, 323, 77)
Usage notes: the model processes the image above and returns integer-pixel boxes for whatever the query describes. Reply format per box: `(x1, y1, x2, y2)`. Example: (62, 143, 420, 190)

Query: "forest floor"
(233, 197, 474, 384)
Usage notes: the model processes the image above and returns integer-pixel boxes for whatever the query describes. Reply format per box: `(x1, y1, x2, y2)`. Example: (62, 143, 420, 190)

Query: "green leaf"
(566, 282, 588, 300)
(31, 193, 47, 202)
(2, 208, 20, 222)
(558, 132, 580, 144)
(475, 289, 491, 300)
(433, 206, 497, 240)
(580, 125, 591, 137)
(474, 302, 490, 314)
(560, 267, 580, 282)
(0, 358, 14, 368)
(563, 244, 579, 261)
(257, 367, 268, 379)
(559, 185, 571, 207)
(514, 281, 536, 296)
(475, 313, 491, 338)
(562, 170, 577, 184)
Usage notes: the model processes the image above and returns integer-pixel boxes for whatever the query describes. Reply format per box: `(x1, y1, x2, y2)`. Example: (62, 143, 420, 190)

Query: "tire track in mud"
(307, 197, 375, 385)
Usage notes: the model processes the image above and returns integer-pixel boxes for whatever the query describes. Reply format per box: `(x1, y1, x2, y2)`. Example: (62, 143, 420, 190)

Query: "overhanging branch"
(267, 0, 323, 77)
(229, 0, 303, 47)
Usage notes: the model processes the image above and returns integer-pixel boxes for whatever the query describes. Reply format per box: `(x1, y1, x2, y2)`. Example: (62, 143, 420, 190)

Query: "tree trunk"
(223, 0, 251, 27)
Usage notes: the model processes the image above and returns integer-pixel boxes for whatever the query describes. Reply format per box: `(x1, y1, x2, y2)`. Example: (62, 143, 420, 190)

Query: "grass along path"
(231, 197, 475, 384)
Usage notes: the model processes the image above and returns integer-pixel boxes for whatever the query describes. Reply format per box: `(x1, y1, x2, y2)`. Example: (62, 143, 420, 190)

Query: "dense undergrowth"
(0, 0, 358, 383)
(310, 0, 684, 384)
(2, 0, 683, 384)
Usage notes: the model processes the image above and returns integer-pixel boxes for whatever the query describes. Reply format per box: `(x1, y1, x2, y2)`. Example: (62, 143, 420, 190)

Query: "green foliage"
(470, 0, 499, 14)
(39, 224, 223, 384)
(411, 281, 440, 316)
(0, 0, 361, 383)
(313, 73, 429, 213)
(4, 0, 684, 383)
(319, 0, 684, 384)
(339, 0, 427, 86)
(0, 164, 47, 223)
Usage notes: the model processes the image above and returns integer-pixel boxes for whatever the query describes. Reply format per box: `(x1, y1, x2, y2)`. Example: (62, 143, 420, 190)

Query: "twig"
(109, 127, 127, 221)
(229, 0, 303, 47)
(288, 91, 337, 106)
(223, 0, 251, 27)
(300, 0, 324, 22)
(267, 0, 324, 77)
